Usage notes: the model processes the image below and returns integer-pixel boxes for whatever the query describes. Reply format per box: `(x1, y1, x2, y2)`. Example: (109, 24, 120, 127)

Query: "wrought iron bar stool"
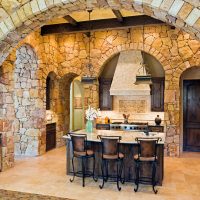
(68, 133, 97, 187)
(98, 135, 125, 191)
(134, 137, 162, 194)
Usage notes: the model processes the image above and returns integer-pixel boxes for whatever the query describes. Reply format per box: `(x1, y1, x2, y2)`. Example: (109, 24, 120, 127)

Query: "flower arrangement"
(85, 105, 101, 121)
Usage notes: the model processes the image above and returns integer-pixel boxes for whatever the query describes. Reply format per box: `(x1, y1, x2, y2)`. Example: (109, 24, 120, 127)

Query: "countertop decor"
(85, 106, 101, 133)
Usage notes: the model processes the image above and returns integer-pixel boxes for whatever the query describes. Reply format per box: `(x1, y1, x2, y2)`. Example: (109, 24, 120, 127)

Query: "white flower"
(85, 105, 101, 121)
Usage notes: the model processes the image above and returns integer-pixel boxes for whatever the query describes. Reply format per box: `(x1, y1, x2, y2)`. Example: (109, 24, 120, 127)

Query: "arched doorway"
(70, 78, 84, 131)
(59, 73, 78, 136)
(180, 66, 200, 152)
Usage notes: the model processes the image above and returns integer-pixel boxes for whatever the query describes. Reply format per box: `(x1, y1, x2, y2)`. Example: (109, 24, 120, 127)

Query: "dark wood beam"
(41, 15, 165, 36)
(112, 9, 123, 22)
(63, 15, 77, 26)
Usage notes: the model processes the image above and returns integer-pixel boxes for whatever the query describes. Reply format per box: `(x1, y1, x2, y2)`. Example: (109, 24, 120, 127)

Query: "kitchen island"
(63, 130, 165, 185)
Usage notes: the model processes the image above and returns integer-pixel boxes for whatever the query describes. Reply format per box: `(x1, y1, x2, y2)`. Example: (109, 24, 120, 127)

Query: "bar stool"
(134, 137, 162, 194)
(98, 135, 124, 191)
(68, 133, 97, 187)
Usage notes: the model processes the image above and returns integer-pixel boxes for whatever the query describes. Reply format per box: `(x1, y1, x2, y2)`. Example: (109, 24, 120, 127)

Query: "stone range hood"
(110, 50, 150, 96)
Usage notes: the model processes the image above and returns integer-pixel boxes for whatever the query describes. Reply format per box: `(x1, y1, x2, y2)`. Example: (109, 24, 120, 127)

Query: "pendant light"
(81, 9, 97, 84)
(135, 25, 152, 85)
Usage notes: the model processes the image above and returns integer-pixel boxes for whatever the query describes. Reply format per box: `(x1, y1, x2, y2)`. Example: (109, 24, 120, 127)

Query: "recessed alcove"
(99, 50, 165, 124)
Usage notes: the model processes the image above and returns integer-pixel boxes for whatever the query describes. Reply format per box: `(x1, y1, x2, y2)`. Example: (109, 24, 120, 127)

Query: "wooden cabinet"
(46, 123, 56, 151)
(148, 125, 164, 132)
(99, 78, 113, 110)
(0, 134, 2, 172)
(151, 78, 164, 112)
(96, 123, 110, 130)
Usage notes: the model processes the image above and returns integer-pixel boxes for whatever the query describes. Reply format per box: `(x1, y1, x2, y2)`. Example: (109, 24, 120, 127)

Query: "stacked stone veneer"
(0, 54, 15, 170)
(14, 44, 45, 156)
(0, 23, 199, 170)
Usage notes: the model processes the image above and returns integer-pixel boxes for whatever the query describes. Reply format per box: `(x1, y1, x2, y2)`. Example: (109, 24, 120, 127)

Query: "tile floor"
(0, 147, 199, 200)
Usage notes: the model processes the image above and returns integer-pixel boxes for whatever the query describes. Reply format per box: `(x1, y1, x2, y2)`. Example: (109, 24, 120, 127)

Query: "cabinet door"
(96, 124, 110, 130)
(148, 126, 164, 132)
(46, 123, 56, 151)
(99, 78, 113, 110)
(151, 78, 164, 111)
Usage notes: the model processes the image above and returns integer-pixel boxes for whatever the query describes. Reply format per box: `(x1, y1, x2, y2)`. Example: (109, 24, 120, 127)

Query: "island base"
(66, 140, 164, 186)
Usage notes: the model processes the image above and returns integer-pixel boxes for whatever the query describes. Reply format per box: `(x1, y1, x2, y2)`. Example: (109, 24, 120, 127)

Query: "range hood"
(110, 51, 150, 96)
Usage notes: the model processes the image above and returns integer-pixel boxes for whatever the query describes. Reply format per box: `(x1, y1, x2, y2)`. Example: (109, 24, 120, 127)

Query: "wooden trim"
(112, 9, 123, 22)
(41, 15, 165, 36)
(63, 15, 77, 26)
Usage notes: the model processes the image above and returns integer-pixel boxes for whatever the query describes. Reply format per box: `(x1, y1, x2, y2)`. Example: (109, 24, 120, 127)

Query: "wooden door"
(183, 80, 200, 152)
(46, 123, 56, 151)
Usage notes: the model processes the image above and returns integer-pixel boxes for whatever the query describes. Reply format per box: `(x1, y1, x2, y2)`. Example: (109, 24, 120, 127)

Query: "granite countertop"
(63, 129, 165, 144)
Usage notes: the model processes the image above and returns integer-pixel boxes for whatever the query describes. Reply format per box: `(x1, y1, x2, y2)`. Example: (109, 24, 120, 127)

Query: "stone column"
(14, 45, 46, 156)
(0, 57, 15, 171)
(164, 85, 180, 156)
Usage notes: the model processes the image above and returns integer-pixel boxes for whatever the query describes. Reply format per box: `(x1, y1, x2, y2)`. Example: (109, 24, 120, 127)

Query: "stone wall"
(0, 54, 15, 171)
(0, 1, 199, 66)
(57, 73, 78, 146)
(14, 44, 45, 156)
(37, 26, 200, 157)
(0, 24, 199, 170)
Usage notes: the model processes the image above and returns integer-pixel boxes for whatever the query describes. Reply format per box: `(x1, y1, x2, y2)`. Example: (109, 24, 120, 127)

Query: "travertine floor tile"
(0, 147, 199, 200)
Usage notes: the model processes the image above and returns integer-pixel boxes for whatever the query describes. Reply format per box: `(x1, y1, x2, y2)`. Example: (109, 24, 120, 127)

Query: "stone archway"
(0, 0, 199, 65)
(70, 79, 85, 131)
(0, 5, 199, 170)
(53, 26, 198, 156)
(58, 73, 78, 141)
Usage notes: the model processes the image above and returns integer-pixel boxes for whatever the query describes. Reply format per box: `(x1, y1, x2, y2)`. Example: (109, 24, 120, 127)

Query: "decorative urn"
(155, 115, 161, 126)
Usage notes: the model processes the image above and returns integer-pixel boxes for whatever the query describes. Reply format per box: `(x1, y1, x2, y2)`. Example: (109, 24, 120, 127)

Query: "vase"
(86, 120, 93, 133)
(155, 115, 162, 126)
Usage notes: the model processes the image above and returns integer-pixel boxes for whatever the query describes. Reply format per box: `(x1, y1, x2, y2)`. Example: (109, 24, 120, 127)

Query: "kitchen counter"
(64, 129, 165, 185)
(63, 129, 165, 144)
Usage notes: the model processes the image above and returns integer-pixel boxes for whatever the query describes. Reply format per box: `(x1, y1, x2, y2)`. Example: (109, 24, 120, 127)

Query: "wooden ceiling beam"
(63, 15, 77, 26)
(41, 15, 165, 36)
(112, 9, 123, 22)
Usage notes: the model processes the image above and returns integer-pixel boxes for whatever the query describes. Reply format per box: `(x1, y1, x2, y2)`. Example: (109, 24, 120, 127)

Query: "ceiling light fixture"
(81, 9, 97, 84)
(135, 25, 152, 85)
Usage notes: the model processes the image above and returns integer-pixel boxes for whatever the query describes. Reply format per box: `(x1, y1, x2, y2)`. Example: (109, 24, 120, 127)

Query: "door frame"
(183, 79, 200, 152)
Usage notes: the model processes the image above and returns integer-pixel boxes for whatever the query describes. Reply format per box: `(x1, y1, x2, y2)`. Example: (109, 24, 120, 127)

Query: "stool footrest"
(71, 170, 93, 178)
(102, 175, 122, 182)
(137, 176, 157, 185)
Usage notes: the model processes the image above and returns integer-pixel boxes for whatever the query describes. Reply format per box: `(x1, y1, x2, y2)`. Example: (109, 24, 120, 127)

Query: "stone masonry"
(0, 22, 199, 170)
(14, 44, 45, 156)
(0, 0, 199, 67)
